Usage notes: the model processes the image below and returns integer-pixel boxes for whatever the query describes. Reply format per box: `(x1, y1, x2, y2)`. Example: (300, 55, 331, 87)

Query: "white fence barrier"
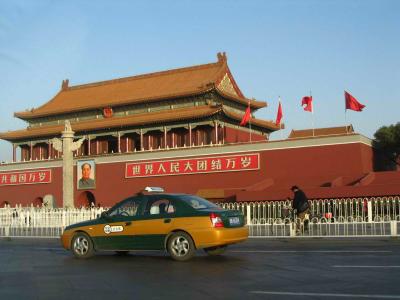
(0, 196, 399, 238)
(0, 206, 105, 238)
(247, 220, 400, 238)
(219, 196, 400, 224)
(221, 197, 400, 237)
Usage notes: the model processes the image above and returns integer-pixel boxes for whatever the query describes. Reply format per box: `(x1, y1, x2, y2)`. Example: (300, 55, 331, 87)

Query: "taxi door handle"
(164, 219, 171, 224)
(125, 221, 132, 226)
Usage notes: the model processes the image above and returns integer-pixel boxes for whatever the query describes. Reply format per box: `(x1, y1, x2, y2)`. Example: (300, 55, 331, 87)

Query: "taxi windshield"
(107, 196, 141, 217)
(179, 195, 220, 210)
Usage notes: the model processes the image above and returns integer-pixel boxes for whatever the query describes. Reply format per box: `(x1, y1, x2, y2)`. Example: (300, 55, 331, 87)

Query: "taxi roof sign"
(144, 187, 165, 193)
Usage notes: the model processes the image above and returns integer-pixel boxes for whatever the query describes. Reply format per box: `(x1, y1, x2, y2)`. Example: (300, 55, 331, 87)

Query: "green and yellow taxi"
(61, 188, 248, 261)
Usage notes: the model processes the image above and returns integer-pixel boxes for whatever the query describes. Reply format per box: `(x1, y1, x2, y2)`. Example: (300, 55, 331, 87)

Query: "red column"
(222, 125, 225, 144)
(140, 130, 143, 150)
(118, 132, 121, 153)
(189, 125, 192, 147)
(48, 142, 51, 159)
(21, 147, 26, 161)
(164, 127, 167, 148)
(30, 142, 33, 160)
(214, 121, 218, 144)
(12, 144, 16, 162)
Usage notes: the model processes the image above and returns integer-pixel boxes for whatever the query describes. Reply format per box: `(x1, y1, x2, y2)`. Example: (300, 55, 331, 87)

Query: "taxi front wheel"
(71, 232, 94, 259)
(167, 232, 195, 261)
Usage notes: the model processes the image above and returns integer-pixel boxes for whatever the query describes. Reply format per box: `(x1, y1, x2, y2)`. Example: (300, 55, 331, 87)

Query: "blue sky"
(0, 0, 399, 161)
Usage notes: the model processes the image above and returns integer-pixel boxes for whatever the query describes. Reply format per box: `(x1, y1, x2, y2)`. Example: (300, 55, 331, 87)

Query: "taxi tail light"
(210, 213, 224, 228)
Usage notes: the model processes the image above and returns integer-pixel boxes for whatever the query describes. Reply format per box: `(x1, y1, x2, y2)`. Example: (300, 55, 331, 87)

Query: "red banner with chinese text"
(0, 169, 52, 186)
(126, 153, 259, 178)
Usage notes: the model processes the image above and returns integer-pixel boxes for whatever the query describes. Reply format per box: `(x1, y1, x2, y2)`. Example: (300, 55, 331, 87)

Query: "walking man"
(291, 185, 310, 234)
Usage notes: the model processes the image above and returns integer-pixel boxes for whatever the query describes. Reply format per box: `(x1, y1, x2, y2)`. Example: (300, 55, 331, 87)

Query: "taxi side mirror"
(101, 211, 109, 219)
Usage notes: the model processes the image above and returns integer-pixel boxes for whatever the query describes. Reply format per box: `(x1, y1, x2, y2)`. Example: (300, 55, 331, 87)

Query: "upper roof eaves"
(4, 105, 222, 141)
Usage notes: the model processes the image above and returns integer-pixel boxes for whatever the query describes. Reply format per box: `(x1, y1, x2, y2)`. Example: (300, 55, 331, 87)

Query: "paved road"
(1, 237, 400, 300)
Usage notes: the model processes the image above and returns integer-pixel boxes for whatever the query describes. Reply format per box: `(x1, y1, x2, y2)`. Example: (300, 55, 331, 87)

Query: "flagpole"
(279, 96, 283, 140)
(249, 116, 252, 142)
(248, 100, 252, 142)
(275, 96, 283, 140)
(344, 90, 348, 134)
(310, 90, 315, 137)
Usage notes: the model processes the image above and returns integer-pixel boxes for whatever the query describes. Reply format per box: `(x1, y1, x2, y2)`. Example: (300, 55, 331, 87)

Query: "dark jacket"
(78, 178, 95, 189)
(292, 189, 309, 213)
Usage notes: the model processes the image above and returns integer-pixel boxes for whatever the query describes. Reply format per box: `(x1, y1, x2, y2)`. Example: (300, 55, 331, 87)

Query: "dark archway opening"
(76, 191, 96, 208)
(108, 139, 118, 154)
(1, 201, 10, 208)
(33, 197, 43, 207)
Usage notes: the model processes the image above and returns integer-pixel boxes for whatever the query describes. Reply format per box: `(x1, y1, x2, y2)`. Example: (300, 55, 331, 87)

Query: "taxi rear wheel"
(204, 245, 227, 256)
(167, 232, 195, 261)
(71, 232, 94, 259)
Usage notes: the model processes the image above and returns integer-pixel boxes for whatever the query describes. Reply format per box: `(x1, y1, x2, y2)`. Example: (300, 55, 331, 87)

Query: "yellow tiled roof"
(15, 53, 266, 120)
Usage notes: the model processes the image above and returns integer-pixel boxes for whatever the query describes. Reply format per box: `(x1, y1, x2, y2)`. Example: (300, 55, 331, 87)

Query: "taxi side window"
(188, 198, 207, 209)
(145, 199, 175, 216)
(109, 198, 140, 217)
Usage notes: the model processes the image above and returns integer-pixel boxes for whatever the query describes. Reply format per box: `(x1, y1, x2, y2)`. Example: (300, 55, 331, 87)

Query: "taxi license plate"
(229, 217, 240, 226)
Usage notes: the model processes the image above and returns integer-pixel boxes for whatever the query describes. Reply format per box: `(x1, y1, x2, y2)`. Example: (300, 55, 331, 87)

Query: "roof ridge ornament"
(217, 52, 227, 63)
(61, 79, 69, 90)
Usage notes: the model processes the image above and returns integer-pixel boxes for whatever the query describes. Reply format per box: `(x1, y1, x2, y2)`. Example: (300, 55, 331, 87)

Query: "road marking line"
(232, 250, 392, 253)
(333, 265, 400, 268)
(250, 291, 400, 299)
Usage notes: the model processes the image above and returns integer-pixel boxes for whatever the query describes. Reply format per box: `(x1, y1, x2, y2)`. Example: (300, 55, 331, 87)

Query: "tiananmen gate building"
(0, 53, 399, 207)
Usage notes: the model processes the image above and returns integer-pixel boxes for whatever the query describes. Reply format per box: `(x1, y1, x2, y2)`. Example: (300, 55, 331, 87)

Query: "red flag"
(345, 91, 365, 111)
(301, 96, 313, 112)
(240, 105, 251, 126)
(276, 101, 283, 126)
